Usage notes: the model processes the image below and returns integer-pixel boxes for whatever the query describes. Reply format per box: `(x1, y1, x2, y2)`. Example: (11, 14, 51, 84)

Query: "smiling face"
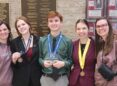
(48, 16, 62, 32)
(0, 24, 10, 42)
(96, 19, 109, 40)
(76, 22, 89, 40)
(16, 19, 30, 35)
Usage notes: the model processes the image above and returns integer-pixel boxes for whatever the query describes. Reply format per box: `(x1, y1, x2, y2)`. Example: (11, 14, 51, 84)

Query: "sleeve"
(10, 39, 20, 68)
(10, 40, 17, 53)
(63, 39, 73, 70)
(38, 37, 44, 67)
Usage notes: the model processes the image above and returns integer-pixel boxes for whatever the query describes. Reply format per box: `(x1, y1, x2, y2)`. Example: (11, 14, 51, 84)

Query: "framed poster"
(111, 21, 117, 30)
(86, 0, 104, 19)
(107, 0, 117, 19)
(111, 21, 117, 40)
(88, 21, 95, 38)
(110, 21, 117, 35)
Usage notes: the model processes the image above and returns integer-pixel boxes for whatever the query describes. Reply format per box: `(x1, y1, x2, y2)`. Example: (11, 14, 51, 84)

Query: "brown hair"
(75, 19, 89, 30)
(95, 17, 114, 56)
(15, 16, 32, 36)
(47, 11, 63, 22)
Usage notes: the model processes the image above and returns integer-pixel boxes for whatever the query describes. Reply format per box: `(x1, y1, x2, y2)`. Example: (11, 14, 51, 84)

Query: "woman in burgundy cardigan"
(69, 19, 96, 86)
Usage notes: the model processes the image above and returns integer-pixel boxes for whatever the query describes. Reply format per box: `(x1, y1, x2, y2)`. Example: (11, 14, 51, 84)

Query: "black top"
(81, 44, 86, 54)
(10, 35, 42, 86)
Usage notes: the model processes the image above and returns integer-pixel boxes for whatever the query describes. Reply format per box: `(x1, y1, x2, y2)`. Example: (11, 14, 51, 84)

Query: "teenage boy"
(39, 11, 73, 86)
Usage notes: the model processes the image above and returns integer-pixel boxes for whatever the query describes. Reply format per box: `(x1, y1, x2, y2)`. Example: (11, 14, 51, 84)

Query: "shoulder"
(72, 39, 79, 46)
(10, 36, 21, 49)
(31, 35, 40, 46)
(33, 34, 39, 41)
(90, 38, 95, 45)
(11, 36, 21, 44)
(61, 34, 72, 43)
(33, 34, 39, 39)
(39, 35, 48, 42)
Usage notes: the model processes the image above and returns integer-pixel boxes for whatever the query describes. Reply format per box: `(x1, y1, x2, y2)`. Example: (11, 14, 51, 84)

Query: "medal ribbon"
(48, 33, 62, 59)
(22, 35, 32, 52)
(78, 38, 91, 70)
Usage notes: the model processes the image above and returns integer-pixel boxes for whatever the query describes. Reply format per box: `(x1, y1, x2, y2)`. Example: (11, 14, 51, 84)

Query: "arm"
(38, 37, 44, 66)
(63, 39, 73, 69)
(39, 37, 53, 68)
(53, 39, 73, 70)
(10, 39, 21, 67)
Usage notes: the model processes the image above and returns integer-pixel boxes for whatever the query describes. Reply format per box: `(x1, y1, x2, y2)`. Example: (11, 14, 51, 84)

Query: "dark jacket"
(10, 35, 42, 86)
(39, 34, 73, 74)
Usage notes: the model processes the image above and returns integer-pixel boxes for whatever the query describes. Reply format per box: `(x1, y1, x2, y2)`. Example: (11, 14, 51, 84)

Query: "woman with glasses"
(69, 19, 96, 86)
(95, 17, 117, 86)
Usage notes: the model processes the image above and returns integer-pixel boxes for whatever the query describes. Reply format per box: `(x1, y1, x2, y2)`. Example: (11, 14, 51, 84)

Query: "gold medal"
(78, 38, 90, 77)
(18, 58, 23, 63)
(80, 71, 85, 76)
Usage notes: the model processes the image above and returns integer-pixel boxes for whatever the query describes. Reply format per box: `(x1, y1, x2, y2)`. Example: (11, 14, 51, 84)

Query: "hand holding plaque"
(44, 53, 62, 68)
(52, 60, 65, 69)
(49, 53, 62, 61)
(49, 53, 64, 69)
(43, 60, 53, 68)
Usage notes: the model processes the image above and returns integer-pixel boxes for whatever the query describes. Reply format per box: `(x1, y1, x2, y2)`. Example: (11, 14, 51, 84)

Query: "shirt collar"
(50, 32, 61, 40)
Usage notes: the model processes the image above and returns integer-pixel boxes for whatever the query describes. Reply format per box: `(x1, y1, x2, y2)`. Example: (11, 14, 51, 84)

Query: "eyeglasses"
(96, 23, 108, 28)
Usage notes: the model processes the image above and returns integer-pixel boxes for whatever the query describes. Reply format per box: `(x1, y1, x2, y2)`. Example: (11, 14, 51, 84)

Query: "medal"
(18, 57, 23, 63)
(78, 38, 91, 77)
(80, 70, 85, 76)
(50, 53, 56, 58)
(49, 53, 61, 61)
(48, 34, 62, 61)
(49, 53, 56, 61)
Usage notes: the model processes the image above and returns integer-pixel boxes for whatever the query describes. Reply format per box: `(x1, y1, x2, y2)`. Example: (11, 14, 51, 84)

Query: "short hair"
(47, 11, 63, 22)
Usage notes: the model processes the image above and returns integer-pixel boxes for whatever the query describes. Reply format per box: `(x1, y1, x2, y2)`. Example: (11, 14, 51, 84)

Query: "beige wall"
(0, 0, 86, 40)
(57, 0, 86, 40)
(0, 0, 21, 37)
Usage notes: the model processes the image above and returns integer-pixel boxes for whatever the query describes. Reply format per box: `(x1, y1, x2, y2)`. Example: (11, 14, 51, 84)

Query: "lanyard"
(22, 35, 32, 52)
(78, 38, 91, 70)
(48, 34, 62, 56)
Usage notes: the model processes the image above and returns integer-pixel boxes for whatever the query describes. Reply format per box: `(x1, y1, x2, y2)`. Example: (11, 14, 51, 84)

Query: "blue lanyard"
(48, 34, 62, 55)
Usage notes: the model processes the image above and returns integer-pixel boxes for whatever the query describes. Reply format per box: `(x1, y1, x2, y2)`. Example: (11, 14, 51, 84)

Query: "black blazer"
(10, 35, 42, 86)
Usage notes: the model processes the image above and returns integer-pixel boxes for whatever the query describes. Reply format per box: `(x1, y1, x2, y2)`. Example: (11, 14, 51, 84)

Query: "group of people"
(0, 10, 117, 86)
